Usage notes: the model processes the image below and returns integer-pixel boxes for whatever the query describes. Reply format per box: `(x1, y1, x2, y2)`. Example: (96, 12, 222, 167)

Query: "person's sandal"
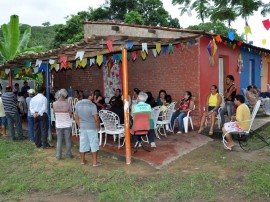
(92, 162, 102, 167)
(209, 129, 213, 135)
(198, 128, 204, 134)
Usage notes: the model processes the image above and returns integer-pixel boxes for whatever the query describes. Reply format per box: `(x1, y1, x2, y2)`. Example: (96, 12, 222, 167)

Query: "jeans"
(56, 127, 72, 159)
(27, 116, 35, 141)
(171, 110, 181, 129)
(177, 113, 187, 132)
(220, 101, 234, 127)
(133, 129, 155, 143)
(34, 113, 49, 148)
(6, 112, 23, 140)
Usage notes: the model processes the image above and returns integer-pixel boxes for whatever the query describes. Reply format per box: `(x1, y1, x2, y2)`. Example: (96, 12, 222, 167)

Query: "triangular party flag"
(141, 51, 147, 60)
(215, 35, 222, 43)
(127, 52, 131, 60)
(96, 55, 103, 66)
(189, 40, 193, 47)
(76, 60, 81, 69)
(175, 44, 180, 48)
(33, 67, 38, 73)
(39, 63, 46, 72)
(162, 46, 168, 54)
(81, 58, 87, 68)
(66, 62, 72, 69)
(244, 25, 252, 35)
(60, 56, 68, 69)
(262, 19, 270, 30)
(131, 51, 137, 61)
(25, 68, 32, 75)
(142, 43, 148, 54)
(125, 42, 133, 49)
(152, 49, 157, 57)
(237, 53, 243, 74)
(13, 68, 19, 74)
(113, 54, 118, 62)
(49, 59, 55, 65)
(248, 41, 253, 45)
(233, 43, 236, 49)
(75, 51, 85, 61)
(5, 69, 10, 75)
(51, 63, 57, 70)
(169, 43, 173, 53)
(25, 61, 31, 68)
(1, 71, 6, 78)
(262, 39, 267, 45)
(186, 41, 189, 47)
(237, 41, 242, 47)
(103, 56, 107, 65)
(56, 64, 60, 71)
(118, 53, 122, 62)
(180, 42, 185, 50)
(35, 59, 42, 67)
(228, 31, 235, 41)
(156, 43, 161, 54)
(89, 58, 95, 66)
(105, 40, 113, 52)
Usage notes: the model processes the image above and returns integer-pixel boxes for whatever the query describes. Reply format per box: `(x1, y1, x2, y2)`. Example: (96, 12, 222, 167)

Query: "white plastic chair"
(183, 104, 195, 133)
(223, 100, 261, 150)
(68, 97, 79, 136)
(151, 106, 161, 139)
(156, 103, 174, 137)
(99, 110, 125, 149)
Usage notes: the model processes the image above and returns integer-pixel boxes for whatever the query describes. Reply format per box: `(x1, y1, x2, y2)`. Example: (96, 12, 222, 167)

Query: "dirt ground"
(11, 133, 269, 202)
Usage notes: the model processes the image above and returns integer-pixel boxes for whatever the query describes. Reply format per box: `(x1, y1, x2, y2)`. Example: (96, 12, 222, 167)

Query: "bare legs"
(222, 127, 235, 149)
(80, 152, 98, 165)
(198, 112, 217, 135)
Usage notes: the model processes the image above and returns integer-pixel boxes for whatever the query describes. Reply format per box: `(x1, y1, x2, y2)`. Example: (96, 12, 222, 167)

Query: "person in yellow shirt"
(222, 94, 250, 150)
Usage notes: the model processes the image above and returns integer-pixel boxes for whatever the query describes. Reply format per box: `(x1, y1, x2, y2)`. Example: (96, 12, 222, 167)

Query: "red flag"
(262, 19, 270, 30)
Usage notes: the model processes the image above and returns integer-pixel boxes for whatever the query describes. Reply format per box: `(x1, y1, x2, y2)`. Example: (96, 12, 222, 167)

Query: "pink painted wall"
(199, 37, 240, 114)
(261, 55, 270, 92)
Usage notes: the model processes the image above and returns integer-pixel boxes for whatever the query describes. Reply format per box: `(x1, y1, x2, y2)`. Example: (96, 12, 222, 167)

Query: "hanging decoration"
(105, 40, 113, 52)
(169, 43, 173, 53)
(131, 51, 137, 61)
(262, 39, 267, 45)
(215, 35, 222, 43)
(5, 69, 10, 75)
(162, 46, 168, 54)
(0, 71, 6, 79)
(156, 43, 161, 54)
(76, 58, 87, 68)
(75, 51, 85, 61)
(152, 49, 157, 57)
(51, 63, 57, 71)
(142, 43, 148, 54)
(127, 52, 131, 60)
(89, 58, 95, 66)
(141, 51, 147, 60)
(228, 31, 235, 41)
(260, 59, 263, 77)
(49, 59, 55, 65)
(237, 41, 242, 47)
(244, 25, 252, 35)
(103, 62, 121, 99)
(35, 59, 42, 67)
(207, 39, 217, 66)
(96, 55, 103, 66)
(59, 56, 68, 69)
(248, 41, 253, 45)
(237, 53, 243, 74)
(33, 67, 39, 73)
(180, 42, 185, 50)
(125, 42, 133, 49)
(175, 44, 180, 48)
(25, 61, 31, 68)
(262, 19, 270, 30)
(117, 53, 122, 62)
(25, 68, 32, 75)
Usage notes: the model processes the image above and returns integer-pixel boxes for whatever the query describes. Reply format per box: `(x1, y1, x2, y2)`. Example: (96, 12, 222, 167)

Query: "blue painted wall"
(240, 48, 261, 91)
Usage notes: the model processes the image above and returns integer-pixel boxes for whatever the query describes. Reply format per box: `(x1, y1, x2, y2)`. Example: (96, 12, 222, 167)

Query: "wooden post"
(46, 63, 52, 141)
(122, 48, 131, 165)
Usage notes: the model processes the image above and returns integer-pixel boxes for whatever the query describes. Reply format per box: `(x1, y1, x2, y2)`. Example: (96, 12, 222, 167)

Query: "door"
(218, 58, 224, 95)
(267, 62, 270, 84)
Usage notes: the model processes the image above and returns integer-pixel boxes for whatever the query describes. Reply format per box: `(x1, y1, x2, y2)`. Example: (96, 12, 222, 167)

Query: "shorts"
(0, 116, 7, 126)
(224, 122, 244, 133)
(208, 106, 220, 113)
(79, 129, 99, 153)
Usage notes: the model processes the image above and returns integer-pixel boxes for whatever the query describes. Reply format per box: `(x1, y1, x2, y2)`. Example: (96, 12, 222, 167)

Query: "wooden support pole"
(122, 48, 131, 165)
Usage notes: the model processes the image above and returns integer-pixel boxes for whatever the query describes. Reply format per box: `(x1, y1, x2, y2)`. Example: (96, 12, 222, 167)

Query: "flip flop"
(81, 160, 87, 165)
(92, 162, 102, 167)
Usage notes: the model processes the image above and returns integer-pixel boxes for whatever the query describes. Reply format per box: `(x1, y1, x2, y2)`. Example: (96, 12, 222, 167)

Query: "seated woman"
(132, 88, 141, 106)
(145, 91, 157, 108)
(160, 94, 172, 112)
(94, 89, 105, 110)
(198, 85, 222, 135)
(170, 91, 194, 134)
(245, 85, 258, 107)
(109, 98, 124, 124)
(156, 89, 167, 106)
(109, 88, 122, 106)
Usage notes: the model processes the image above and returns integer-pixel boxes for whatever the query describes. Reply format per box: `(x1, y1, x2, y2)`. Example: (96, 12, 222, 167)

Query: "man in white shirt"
(30, 87, 51, 149)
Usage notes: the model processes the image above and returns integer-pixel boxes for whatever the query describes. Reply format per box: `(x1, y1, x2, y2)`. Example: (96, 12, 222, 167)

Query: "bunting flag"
(180, 42, 185, 50)
(25, 61, 31, 68)
(60, 56, 68, 69)
(49, 59, 55, 65)
(175, 44, 180, 48)
(237, 41, 242, 47)
(207, 39, 217, 66)
(162, 46, 168, 54)
(131, 51, 137, 61)
(96, 55, 103, 66)
(51, 63, 57, 70)
(262, 39, 267, 45)
(127, 52, 131, 60)
(25, 68, 32, 75)
(33, 67, 39, 73)
(244, 25, 252, 35)
(156, 43, 161, 54)
(237, 53, 243, 74)
(152, 49, 157, 57)
(248, 41, 253, 45)
(0, 71, 6, 78)
(169, 43, 173, 53)
(5, 69, 10, 75)
(141, 51, 147, 60)
(232, 43, 236, 49)
(142, 43, 148, 54)
(106, 40, 113, 52)
(228, 31, 235, 41)
(262, 19, 270, 30)
(90, 58, 95, 66)
(125, 42, 133, 49)
(112, 54, 118, 62)
(55, 64, 60, 72)
(35, 59, 42, 67)
(117, 53, 122, 62)
(215, 35, 222, 43)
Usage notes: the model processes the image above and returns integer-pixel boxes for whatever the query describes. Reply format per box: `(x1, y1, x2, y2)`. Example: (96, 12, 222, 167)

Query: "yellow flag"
(244, 26, 252, 35)
(262, 39, 267, 45)
(0, 71, 5, 78)
(156, 43, 161, 54)
(76, 60, 81, 68)
(141, 51, 147, 60)
(81, 58, 87, 68)
(97, 55, 103, 66)
(51, 64, 56, 70)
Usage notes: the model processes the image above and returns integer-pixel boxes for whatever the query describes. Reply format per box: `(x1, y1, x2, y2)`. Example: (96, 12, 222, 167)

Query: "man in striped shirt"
(2, 86, 23, 140)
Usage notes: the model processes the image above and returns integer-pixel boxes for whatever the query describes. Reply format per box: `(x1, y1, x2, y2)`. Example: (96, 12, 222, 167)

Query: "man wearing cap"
(1, 86, 24, 140)
(29, 87, 52, 149)
(26, 89, 35, 142)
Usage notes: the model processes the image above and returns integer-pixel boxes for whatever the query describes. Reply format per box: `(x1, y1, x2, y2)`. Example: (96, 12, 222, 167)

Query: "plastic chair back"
(131, 113, 150, 135)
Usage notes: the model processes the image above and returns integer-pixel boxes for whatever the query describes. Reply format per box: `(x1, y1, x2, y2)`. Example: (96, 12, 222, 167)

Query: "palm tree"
(0, 15, 31, 64)
(261, 2, 270, 17)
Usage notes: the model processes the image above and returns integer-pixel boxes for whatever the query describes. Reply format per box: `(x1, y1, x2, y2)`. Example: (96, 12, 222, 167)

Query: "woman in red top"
(170, 91, 195, 134)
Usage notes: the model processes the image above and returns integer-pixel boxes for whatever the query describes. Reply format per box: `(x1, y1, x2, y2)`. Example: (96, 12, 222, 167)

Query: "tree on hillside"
(0, 15, 31, 64)
(124, 11, 145, 25)
(42, 22, 51, 27)
(261, 2, 270, 16)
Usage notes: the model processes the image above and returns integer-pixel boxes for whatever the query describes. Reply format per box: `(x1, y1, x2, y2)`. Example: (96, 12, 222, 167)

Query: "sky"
(0, 0, 269, 49)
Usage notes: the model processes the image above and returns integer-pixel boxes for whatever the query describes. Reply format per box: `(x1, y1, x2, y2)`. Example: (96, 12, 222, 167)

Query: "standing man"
(29, 87, 52, 148)
(26, 89, 35, 142)
(0, 92, 8, 137)
(21, 81, 30, 98)
(53, 89, 73, 160)
(1, 86, 23, 140)
(74, 90, 101, 167)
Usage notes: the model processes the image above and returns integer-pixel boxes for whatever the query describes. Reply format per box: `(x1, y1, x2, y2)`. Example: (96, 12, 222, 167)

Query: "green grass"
(0, 124, 270, 201)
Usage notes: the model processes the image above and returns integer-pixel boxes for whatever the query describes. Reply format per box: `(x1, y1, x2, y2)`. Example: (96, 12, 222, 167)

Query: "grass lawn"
(0, 125, 270, 202)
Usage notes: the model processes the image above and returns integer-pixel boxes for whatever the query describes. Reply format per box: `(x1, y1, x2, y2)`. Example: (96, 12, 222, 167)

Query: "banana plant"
(0, 15, 31, 63)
